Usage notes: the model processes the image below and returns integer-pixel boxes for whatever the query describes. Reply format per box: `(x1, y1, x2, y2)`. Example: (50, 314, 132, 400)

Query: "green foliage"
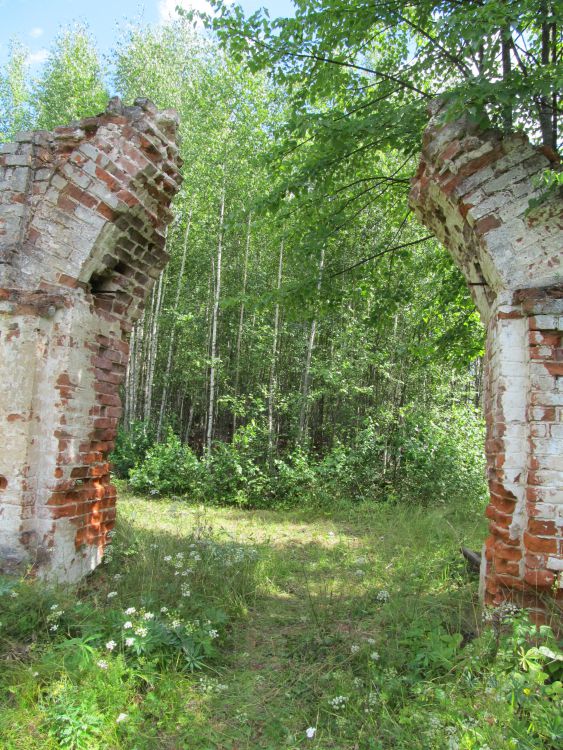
(128, 429, 202, 498)
(110, 421, 156, 479)
(33, 25, 108, 130)
(0, 40, 32, 142)
(2, 498, 561, 749)
(126, 403, 486, 510)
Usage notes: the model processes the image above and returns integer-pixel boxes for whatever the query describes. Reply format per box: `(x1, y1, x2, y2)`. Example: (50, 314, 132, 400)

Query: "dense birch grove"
(1, 20, 488, 505)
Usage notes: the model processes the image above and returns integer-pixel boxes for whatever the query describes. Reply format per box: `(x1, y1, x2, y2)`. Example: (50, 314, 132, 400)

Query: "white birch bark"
(232, 211, 251, 434)
(298, 246, 325, 443)
(157, 210, 192, 440)
(268, 240, 284, 455)
(206, 183, 226, 453)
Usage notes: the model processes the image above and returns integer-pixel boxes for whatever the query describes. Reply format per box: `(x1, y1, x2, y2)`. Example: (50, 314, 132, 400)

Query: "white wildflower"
(116, 712, 128, 723)
(107, 591, 118, 599)
(134, 626, 148, 637)
(123, 621, 133, 630)
(125, 637, 135, 647)
(329, 695, 348, 709)
(125, 607, 136, 615)
(370, 651, 380, 661)
(376, 590, 390, 603)
(50, 604, 59, 611)
(106, 640, 117, 651)
(160, 607, 168, 614)
(97, 660, 109, 670)
(143, 612, 155, 620)
(350, 644, 360, 654)
(49, 624, 58, 632)
(208, 629, 219, 639)
(306, 727, 316, 739)
(163, 555, 172, 562)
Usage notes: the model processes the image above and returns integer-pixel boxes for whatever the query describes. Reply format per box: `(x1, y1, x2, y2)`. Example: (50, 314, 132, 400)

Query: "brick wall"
(0, 98, 181, 581)
(410, 102, 562, 618)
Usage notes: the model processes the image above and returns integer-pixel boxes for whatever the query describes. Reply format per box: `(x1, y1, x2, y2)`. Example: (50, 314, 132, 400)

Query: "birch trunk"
(144, 269, 165, 425)
(298, 246, 325, 444)
(206, 184, 226, 453)
(157, 210, 192, 441)
(232, 211, 251, 434)
(268, 240, 284, 456)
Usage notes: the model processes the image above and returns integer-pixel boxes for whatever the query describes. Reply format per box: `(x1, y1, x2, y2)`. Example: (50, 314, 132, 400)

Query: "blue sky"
(0, 0, 296, 66)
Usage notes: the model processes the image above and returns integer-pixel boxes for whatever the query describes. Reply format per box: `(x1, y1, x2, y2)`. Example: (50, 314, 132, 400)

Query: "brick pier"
(410, 103, 562, 617)
(0, 98, 181, 581)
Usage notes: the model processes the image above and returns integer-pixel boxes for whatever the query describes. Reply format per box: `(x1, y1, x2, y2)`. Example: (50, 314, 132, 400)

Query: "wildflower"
(306, 727, 316, 739)
(134, 626, 148, 637)
(171, 619, 181, 628)
(208, 629, 219, 639)
(107, 591, 118, 599)
(97, 660, 109, 670)
(116, 713, 128, 723)
(106, 640, 117, 651)
(376, 590, 390, 603)
(355, 569, 365, 577)
(163, 555, 172, 562)
(125, 637, 135, 647)
(328, 695, 348, 709)
(10, 591, 18, 598)
(370, 651, 380, 661)
(125, 607, 136, 615)
(366, 637, 376, 645)
(123, 621, 133, 629)
(354, 556, 367, 565)
(49, 624, 58, 632)
(50, 604, 59, 611)
(350, 644, 360, 654)
(160, 607, 168, 614)
(113, 573, 122, 580)
(143, 612, 155, 620)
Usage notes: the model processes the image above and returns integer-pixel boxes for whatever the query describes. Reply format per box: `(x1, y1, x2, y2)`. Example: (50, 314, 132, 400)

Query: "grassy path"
(115, 497, 485, 749)
(10, 496, 547, 750)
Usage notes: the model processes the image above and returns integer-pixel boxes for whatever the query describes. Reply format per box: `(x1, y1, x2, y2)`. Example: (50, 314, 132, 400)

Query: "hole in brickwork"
(0, 475, 7, 490)
(89, 269, 116, 295)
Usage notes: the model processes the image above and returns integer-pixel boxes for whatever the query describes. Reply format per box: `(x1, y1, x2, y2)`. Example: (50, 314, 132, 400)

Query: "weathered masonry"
(0, 99, 181, 581)
(410, 103, 562, 617)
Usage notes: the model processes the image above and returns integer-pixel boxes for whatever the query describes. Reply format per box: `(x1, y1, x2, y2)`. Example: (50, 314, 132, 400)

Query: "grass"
(0, 492, 561, 749)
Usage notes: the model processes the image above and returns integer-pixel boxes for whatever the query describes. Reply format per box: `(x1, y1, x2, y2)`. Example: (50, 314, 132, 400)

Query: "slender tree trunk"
(233, 211, 251, 434)
(298, 246, 325, 444)
(206, 183, 226, 454)
(185, 403, 194, 443)
(157, 210, 192, 441)
(124, 327, 134, 428)
(501, 26, 513, 134)
(268, 240, 284, 456)
(144, 270, 165, 426)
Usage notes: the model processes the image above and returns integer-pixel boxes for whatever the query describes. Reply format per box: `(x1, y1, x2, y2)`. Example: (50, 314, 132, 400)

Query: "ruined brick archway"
(410, 103, 562, 616)
(0, 99, 181, 581)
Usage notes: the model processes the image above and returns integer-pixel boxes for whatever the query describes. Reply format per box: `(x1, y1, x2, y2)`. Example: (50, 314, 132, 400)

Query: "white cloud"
(27, 49, 48, 66)
(158, 0, 212, 24)
(29, 27, 44, 39)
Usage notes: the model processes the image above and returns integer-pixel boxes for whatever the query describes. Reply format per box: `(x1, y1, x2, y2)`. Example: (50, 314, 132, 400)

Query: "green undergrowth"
(1, 495, 561, 749)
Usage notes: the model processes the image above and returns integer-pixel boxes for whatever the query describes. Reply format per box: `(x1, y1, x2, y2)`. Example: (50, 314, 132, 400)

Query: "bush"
(129, 429, 202, 498)
(122, 404, 487, 511)
(110, 421, 155, 479)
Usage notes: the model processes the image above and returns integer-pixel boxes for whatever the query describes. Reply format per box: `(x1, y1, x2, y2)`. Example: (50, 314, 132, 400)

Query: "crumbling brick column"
(0, 98, 181, 581)
(410, 102, 562, 617)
